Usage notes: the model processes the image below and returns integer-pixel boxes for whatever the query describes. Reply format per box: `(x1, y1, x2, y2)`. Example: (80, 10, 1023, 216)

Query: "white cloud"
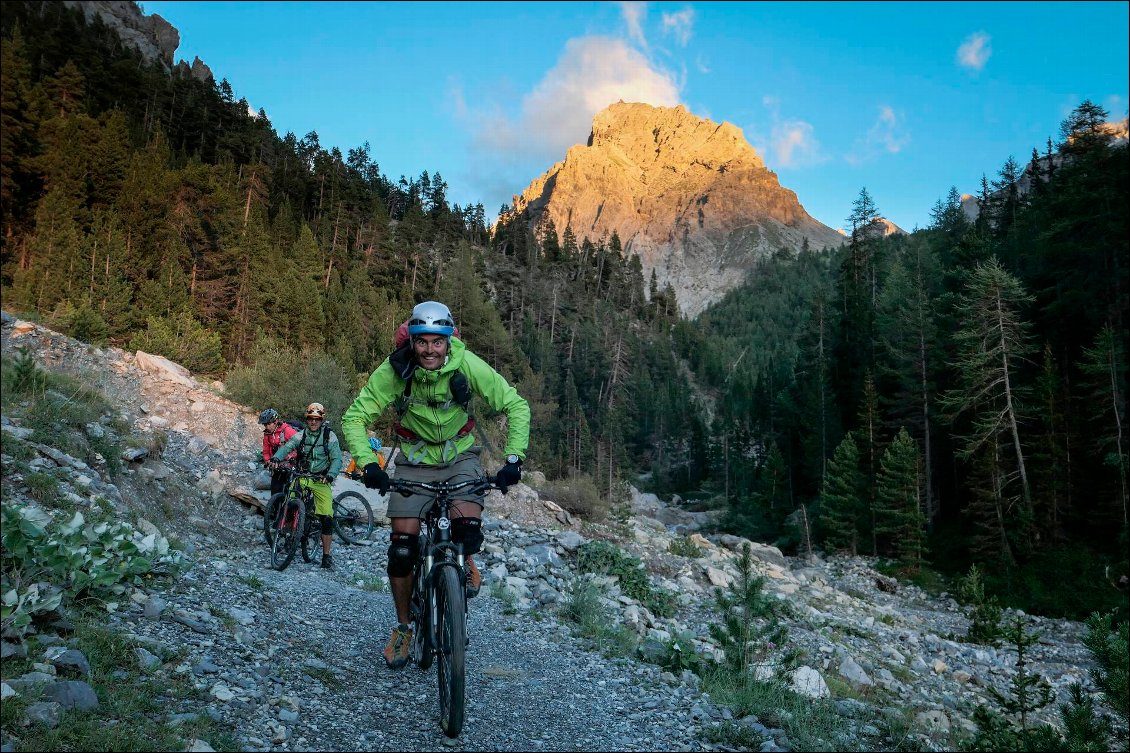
(1104, 94, 1127, 119)
(755, 96, 826, 169)
(620, 1, 648, 48)
(957, 31, 991, 72)
(661, 8, 695, 46)
(771, 120, 823, 168)
(456, 36, 681, 208)
(695, 55, 711, 74)
(846, 105, 910, 165)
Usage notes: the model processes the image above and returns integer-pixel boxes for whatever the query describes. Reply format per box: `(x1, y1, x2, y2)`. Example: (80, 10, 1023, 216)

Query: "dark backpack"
(283, 419, 306, 433)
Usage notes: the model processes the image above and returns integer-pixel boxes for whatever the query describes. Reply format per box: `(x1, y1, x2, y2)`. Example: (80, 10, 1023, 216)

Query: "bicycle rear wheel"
(435, 565, 466, 738)
(271, 500, 303, 571)
(332, 491, 374, 544)
(263, 493, 284, 546)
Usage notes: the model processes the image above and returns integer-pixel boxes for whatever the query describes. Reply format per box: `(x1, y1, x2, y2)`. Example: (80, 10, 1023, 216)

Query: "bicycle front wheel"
(435, 565, 466, 738)
(263, 493, 284, 546)
(332, 491, 374, 544)
(271, 500, 304, 571)
(412, 563, 434, 671)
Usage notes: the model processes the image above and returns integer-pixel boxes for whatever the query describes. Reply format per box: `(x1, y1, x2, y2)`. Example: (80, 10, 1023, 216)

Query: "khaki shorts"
(387, 450, 486, 519)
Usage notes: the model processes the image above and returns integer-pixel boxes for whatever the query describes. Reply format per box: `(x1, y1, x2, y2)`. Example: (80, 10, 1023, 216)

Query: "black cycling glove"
(495, 461, 522, 494)
(363, 462, 390, 494)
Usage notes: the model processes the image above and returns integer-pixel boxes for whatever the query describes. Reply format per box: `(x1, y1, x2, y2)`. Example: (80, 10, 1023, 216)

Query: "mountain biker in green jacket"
(269, 402, 344, 570)
(341, 300, 529, 670)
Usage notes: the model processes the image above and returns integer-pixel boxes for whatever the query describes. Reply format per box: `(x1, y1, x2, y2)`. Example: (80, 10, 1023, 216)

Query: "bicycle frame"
(394, 476, 493, 649)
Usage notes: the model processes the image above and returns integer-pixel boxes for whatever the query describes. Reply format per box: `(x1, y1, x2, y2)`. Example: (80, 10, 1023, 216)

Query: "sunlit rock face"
(510, 102, 844, 317)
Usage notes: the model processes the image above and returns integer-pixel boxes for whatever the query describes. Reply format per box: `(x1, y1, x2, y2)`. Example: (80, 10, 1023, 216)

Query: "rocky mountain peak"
(587, 101, 765, 173)
(511, 102, 843, 317)
(61, 1, 179, 70)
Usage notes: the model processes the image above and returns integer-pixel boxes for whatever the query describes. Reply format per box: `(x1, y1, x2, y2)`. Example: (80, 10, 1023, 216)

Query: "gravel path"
(119, 529, 718, 753)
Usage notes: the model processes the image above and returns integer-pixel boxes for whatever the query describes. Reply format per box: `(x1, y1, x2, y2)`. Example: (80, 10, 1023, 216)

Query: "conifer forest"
(2, 1, 1126, 619)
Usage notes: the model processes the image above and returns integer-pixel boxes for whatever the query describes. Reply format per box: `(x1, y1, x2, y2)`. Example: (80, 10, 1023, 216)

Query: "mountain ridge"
(510, 102, 845, 317)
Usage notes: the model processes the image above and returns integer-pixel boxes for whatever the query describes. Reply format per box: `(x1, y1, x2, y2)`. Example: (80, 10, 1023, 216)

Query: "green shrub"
(709, 543, 796, 675)
(67, 304, 110, 346)
(959, 564, 1004, 646)
(129, 310, 224, 376)
(558, 580, 638, 658)
(1082, 610, 1129, 725)
(7, 346, 48, 396)
(575, 540, 677, 617)
(668, 535, 703, 558)
(223, 337, 354, 424)
(23, 471, 62, 506)
(542, 474, 607, 520)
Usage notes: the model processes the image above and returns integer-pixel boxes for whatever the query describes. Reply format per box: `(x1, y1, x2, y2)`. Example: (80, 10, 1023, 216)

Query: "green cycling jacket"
(271, 426, 343, 478)
(341, 337, 530, 467)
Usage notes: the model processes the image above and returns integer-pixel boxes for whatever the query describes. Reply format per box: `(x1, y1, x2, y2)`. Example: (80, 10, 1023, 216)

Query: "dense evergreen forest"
(2, 1, 1125, 618)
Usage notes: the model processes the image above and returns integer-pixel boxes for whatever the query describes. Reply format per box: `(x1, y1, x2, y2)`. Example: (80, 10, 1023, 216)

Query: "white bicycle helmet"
(407, 301, 455, 337)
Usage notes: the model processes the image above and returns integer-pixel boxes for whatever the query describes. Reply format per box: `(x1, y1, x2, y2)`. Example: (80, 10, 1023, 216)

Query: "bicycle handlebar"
(346, 471, 499, 496)
(271, 464, 331, 481)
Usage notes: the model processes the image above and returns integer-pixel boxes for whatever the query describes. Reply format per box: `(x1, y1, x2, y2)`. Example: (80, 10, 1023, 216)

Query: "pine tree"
(1079, 325, 1129, 531)
(820, 433, 866, 554)
(877, 243, 941, 525)
(942, 258, 1036, 548)
(874, 428, 926, 570)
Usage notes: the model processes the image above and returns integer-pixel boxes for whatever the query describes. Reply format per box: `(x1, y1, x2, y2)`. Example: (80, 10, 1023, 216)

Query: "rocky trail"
(2, 311, 1120, 752)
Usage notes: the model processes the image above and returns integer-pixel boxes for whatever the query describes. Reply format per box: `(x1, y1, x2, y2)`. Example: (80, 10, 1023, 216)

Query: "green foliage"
(1, 503, 185, 636)
(1082, 611, 1129, 724)
(959, 564, 1004, 646)
(542, 474, 607, 520)
(702, 668, 851, 752)
(668, 535, 703, 558)
(1, 610, 240, 752)
(8, 346, 48, 395)
(874, 428, 927, 569)
(222, 338, 354, 426)
(128, 311, 225, 376)
(353, 572, 387, 592)
(558, 579, 638, 658)
(652, 628, 709, 675)
(65, 303, 110, 345)
(961, 611, 1125, 753)
(821, 433, 866, 554)
(574, 540, 677, 617)
(22, 471, 62, 506)
(709, 543, 796, 675)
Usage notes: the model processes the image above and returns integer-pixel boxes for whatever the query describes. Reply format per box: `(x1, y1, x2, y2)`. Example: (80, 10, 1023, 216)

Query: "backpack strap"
(393, 369, 475, 464)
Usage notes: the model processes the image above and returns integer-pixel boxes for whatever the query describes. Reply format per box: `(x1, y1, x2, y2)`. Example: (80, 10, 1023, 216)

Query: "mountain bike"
(263, 468, 374, 547)
(267, 468, 326, 571)
(387, 474, 498, 739)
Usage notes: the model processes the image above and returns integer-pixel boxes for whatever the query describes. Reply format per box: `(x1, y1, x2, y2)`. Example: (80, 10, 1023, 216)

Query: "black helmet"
(258, 408, 280, 425)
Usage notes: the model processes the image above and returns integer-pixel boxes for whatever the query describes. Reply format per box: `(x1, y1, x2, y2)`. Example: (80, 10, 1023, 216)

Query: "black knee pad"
(319, 515, 334, 536)
(451, 517, 484, 555)
(387, 532, 418, 577)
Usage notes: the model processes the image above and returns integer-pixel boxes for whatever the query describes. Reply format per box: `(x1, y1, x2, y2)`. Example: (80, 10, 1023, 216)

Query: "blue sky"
(140, 1, 1128, 233)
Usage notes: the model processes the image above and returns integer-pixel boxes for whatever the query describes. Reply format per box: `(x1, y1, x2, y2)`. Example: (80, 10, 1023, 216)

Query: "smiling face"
(413, 334, 449, 371)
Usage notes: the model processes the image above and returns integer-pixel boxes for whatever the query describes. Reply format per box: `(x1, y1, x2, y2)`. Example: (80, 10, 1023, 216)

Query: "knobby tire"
(301, 507, 319, 563)
(332, 491, 374, 544)
(271, 499, 304, 571)
(263, 492, 284, 546)
(436, 565, 466, 738)
(413, 565, 434, 671)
